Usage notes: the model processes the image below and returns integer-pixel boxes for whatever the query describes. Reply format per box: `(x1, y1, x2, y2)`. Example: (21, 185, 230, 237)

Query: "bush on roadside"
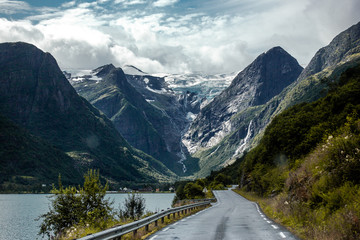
(37, 170, 114, 239)
(119, 193, 146, 220)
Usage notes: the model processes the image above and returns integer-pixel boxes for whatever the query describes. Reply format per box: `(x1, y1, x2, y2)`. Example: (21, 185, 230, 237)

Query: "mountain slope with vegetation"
(0, 114, 82, 192)
(0, 42, 176, 189)
(235, 64, 360, 239)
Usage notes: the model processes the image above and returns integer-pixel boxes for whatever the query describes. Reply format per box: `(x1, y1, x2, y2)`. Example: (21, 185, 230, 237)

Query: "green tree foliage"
(184, 182, 205, 199)
(38, 170, 113, 239)
(119, 193, 146, 220)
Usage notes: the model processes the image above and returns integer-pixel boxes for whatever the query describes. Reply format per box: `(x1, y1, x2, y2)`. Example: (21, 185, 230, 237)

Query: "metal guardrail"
(174, 198, 216, 206)
(79, 200, 213, 240)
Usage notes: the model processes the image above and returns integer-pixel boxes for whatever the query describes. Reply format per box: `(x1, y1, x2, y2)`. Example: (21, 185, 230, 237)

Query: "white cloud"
(61, 1, 76, 8)
(153, 0, 179, 8)
(0, 0, 30, 14)
(114, 0, 146, 6)
(0, 0, 359, 74)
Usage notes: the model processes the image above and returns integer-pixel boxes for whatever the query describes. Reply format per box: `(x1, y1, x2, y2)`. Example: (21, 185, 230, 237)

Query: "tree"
(119, 193, 146, 220)
(184, 182, 205, 199)
(38, 170, 113, 239)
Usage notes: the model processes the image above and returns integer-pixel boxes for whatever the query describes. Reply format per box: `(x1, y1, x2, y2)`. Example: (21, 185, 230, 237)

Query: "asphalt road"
(146, 189, 298, 240)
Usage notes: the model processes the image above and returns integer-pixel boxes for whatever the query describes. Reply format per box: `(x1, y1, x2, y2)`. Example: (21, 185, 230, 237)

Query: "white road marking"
(173, 222, 179, 226)
(149, 235, 158, 240)
(271, 225, 279, 229)
(162, 227, 170, 232)
(181, 219, 186, 222)
(279, 232, 286, 238)
(267, 221, 272, 223)
(263, 218, 268, 221)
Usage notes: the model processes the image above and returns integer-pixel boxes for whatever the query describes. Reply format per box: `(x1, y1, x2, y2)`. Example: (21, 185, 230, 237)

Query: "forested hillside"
(233, 64, 360, 239)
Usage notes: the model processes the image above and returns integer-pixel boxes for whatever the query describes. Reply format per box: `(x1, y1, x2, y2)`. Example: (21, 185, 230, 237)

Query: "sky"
(0, 0, 359, 74)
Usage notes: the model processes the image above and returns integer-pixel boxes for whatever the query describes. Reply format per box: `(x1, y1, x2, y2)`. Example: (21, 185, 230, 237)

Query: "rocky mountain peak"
(183, 46, 302, 154)
(93, 64, 116, 77)
(0, 42, 78, 126)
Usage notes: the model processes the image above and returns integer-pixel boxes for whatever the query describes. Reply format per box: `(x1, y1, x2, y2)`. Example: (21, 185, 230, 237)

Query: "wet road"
(146, 189, 298, 240)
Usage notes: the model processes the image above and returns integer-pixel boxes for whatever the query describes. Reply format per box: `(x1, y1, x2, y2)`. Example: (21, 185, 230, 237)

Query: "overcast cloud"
(0, 0, 359, 74)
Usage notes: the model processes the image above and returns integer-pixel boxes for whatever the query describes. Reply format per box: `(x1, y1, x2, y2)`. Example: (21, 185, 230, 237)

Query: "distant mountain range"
(1, 21, 359, 189)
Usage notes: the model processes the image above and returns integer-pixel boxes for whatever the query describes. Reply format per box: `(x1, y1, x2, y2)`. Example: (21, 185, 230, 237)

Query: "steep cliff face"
(184, 47, 303, 154)
(0, 42, 175, 185)
(69, 65, 193, 175)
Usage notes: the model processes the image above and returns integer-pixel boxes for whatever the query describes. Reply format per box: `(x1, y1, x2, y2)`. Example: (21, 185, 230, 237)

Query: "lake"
(0, 193, 175, 240)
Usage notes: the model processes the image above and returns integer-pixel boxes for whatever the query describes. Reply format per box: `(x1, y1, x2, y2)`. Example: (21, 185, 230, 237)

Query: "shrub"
(119, 193, 146, 220)
(184, 182, 205, 199)
(37, 170, 113, 239)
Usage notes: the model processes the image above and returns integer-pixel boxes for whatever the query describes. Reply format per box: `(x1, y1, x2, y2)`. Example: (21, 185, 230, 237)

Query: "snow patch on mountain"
(65, 69, 104, 82)
(157, 72, 236, 100)
(122, 65, 148, 76)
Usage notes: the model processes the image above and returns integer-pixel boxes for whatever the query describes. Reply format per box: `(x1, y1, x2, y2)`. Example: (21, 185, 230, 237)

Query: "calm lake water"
(0, 193, 175, 240)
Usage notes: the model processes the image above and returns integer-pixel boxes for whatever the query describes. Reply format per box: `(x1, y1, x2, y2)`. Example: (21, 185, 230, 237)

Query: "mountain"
(0, 114, 83, 191)
(274, 21, 360, 114)
(0, 42, 176, 188)
(68, 64, 196, 175)
(183, 46, 303, 176)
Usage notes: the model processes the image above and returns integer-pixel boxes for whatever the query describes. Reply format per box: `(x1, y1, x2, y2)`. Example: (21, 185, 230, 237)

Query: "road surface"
(146, 189, 298, 240)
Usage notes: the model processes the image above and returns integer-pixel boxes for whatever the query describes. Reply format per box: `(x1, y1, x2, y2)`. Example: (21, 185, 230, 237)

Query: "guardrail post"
(133, 229, 137, 238)
(173, 212, 176, 218)
(161, 217, 164, 223)
(145, 224, 149, 232)
(177, 211, 180, 217)
(155, 219, 158, 227)
(167, 214, 171, 220)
